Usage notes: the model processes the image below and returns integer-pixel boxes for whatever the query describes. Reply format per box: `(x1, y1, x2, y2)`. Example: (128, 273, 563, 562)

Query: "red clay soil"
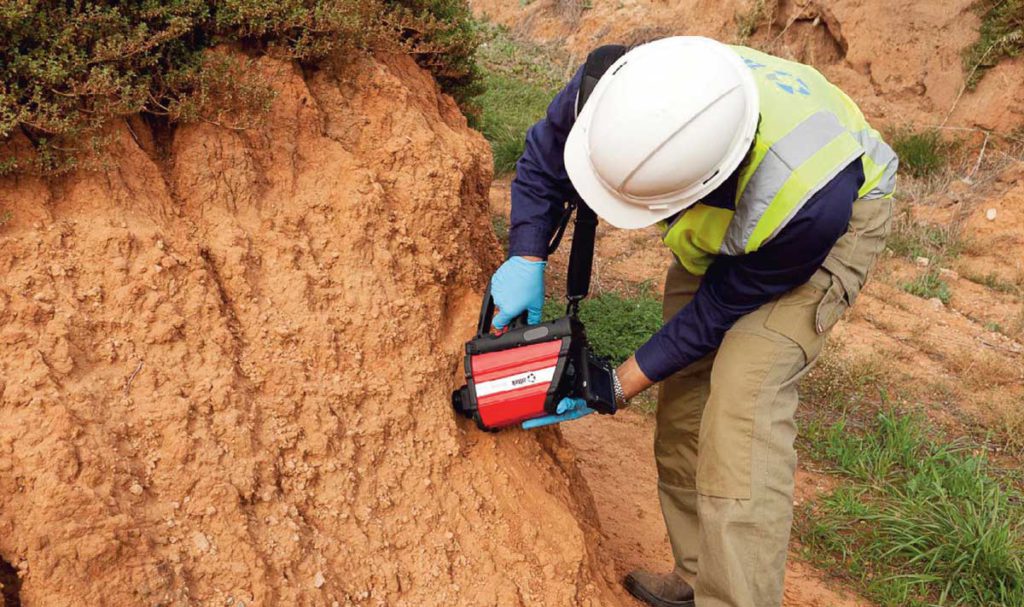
(0, 53, 625, 606)
(470, 0, 1024, 132)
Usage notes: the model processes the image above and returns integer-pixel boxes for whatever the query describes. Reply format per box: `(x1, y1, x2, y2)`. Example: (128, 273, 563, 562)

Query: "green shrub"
(964, 0, 1024, 89)
(801, 410, 1024, 606)
(544, 289, 663, 365)
(890, 129, 951, 179)
(0, 0, 482, 174)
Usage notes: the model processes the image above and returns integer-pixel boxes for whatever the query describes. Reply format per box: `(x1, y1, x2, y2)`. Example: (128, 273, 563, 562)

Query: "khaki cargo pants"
(656, 197, 892, 607)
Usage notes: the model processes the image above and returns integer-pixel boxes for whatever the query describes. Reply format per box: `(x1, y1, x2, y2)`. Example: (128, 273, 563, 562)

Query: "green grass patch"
(543, 289, 662, 366)
(799, 410, 1024, 606)
(735, 0, 773, 42)
(985, 321, 1005, 333)
(887, 215, 962, 263)
(902, 271, 952, 304)
(474, 24, 563, 174)
(490, 213, 509, 252)
(962, 270, 1022, 296)
(890, 129, 954, 179)
(964, 0, 1024, 89)
(0, 210, 10, 227)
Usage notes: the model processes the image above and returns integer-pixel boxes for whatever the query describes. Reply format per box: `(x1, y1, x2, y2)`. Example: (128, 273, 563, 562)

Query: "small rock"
(939, 268, 959, 280)
(915, 256, 930, 267)
(130, 483, 144, 496)
(928, 297, 945, 310)
(986, 208, 998, 221)
(226, 596, 233, 605)
(313, 571, 325, 589)
(192, 531, 210, 553)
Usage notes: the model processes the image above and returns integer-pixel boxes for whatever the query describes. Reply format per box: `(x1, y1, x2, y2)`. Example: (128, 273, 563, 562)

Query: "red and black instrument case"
(451, 200, 618, 431)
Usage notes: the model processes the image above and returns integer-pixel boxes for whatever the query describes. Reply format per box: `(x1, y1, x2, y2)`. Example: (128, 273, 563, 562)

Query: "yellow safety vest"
(661, 45, 898, 275)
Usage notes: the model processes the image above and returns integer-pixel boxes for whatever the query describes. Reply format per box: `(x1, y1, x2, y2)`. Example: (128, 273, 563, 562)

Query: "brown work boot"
(623, 569, 695, 607)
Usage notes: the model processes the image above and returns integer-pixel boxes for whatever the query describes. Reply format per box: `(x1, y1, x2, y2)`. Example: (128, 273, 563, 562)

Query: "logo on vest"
(765, 70, 811, 96)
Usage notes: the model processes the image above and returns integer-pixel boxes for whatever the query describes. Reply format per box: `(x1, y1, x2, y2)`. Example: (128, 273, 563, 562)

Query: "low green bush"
(0, 0, 481, 174)
(964, 0, 1024, 89)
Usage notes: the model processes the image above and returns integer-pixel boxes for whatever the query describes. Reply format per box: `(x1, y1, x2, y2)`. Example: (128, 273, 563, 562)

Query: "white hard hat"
(564, 36, 760, 229)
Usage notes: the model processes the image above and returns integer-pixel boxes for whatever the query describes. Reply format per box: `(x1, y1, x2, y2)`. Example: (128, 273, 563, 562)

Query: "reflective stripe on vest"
(661, 46, 899, 274)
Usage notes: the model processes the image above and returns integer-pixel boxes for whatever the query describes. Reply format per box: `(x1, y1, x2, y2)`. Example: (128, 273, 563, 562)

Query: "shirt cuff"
(507, 225, 552, 259)
(634, 334, 683, 383)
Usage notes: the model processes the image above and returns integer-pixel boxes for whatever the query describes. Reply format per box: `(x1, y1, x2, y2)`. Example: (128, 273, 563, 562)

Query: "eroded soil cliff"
(0, 53, 619, 606)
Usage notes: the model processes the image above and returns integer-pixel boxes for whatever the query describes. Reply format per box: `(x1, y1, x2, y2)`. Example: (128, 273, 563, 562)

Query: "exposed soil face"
(471, 0, 1024, 131)
(0, 53, 621, 606)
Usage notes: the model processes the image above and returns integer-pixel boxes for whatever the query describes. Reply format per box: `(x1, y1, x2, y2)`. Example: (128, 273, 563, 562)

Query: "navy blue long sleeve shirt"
(509, 66, 865, 382)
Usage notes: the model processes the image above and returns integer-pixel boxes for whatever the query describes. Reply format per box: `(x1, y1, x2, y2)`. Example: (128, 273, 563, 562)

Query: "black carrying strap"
(575, 44, 627, 116)
(546, 44, 627, 315)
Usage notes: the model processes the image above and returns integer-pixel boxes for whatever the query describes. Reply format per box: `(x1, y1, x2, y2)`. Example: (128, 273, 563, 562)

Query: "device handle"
(476, 283, 528, 337)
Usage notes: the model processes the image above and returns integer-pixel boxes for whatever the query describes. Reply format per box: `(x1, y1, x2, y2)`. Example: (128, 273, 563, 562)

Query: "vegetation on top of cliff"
(965, 0, 1024, 88)
(475, 24, 564, 174)
(0, 0, 482, 174)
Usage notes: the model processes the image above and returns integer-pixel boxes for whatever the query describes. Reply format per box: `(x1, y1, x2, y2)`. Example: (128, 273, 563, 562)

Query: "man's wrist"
(612, 369, 627, 407)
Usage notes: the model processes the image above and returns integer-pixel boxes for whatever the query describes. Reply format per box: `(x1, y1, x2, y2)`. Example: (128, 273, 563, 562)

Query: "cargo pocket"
(814, 277, 848, 335)
(763, 269, 848, 364)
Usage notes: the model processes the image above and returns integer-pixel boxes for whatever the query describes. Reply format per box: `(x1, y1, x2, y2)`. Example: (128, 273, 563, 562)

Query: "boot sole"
(623, 574, 695, 607)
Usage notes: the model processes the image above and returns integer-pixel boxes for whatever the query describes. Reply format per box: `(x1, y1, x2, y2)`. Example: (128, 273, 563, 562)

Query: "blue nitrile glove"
(491, 256, 547, 330)
(522, 397, 594, 430)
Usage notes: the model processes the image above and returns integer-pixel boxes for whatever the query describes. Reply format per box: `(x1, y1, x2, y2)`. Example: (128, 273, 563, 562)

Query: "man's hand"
(615, 356, 654, 404)
(521, 397, 594, 429)
(491, 256, 546, 330)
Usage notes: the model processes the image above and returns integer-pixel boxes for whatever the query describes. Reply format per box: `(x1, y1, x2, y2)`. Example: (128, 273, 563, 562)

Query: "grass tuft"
(961, 270, 1022, 296)
(800, 410, 1024, 607)
(886, 213, 963, 263)
(901, 271, 952, 304)
(890, 129, 954, 179)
